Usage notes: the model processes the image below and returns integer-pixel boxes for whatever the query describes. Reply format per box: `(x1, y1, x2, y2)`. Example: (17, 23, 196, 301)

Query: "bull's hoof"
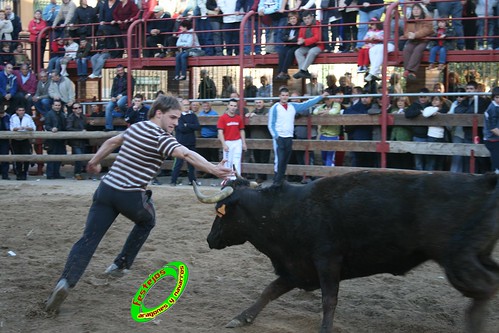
(226, 315, 253, 328)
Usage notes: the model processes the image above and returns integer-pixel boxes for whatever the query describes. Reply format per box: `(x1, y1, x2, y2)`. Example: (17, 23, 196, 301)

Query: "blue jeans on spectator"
(450, 135, 470, 173)
(412, 136, 428, 171)
(476, 18, 495, 48)
(357, 7, 385, 48)
(77, 57, 90, 76)
(34, 98, 52, 116)
(90, 52, 111, 76)
(242, 16, 262, 55)
(208, 19, 224, 55)
(47, 56, 62, 73)
(425, 136, 445, 171)
(105, 96, 128, 130)
(429, 45, 447, 64)
(320, 135, 339, 166)
(436, 1, 464, 49)
(175, 51, 189, 77)
(72, 145, 85, 175)
(196, 17, 214, 56)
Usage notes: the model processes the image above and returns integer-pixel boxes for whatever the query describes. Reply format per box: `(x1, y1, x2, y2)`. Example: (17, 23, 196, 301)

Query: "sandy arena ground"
(0, 176, 498, 333)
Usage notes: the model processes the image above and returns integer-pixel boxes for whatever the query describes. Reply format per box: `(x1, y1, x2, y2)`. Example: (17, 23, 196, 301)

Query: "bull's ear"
(216, 204, 226, 217)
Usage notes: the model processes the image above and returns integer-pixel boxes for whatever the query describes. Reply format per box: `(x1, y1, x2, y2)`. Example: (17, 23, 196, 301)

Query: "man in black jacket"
(144, 6, 174, 57)
(198, 69, 217, 99)
(404, 88, 431, 171)
(44, 100, 67, 179)
(104, 65, 134, 131)
(170, 99, 201, 186)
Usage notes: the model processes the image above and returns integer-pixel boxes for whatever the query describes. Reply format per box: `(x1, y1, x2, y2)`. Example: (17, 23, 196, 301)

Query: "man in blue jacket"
(0, 63, 21, 115)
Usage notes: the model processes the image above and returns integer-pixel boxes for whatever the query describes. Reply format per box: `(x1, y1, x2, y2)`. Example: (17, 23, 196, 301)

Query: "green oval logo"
(130, 261, 189, 322)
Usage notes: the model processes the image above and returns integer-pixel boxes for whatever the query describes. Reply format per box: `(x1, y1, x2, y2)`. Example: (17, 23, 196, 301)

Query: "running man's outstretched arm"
(87, 134, 125, 174)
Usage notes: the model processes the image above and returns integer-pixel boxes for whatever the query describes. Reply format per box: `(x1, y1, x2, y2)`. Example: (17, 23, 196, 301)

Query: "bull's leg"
(465, 299, 490, 333)
(316, 258, 342, 333)
(226, 277, 294, 328)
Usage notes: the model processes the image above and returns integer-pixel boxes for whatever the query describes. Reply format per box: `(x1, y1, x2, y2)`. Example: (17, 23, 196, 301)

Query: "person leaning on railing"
(69, 0, 97, 39)
(483, 86, 499, 173)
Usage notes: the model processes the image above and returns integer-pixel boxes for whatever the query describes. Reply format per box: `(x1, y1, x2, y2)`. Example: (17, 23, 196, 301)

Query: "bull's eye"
(216, 204, 226, 218)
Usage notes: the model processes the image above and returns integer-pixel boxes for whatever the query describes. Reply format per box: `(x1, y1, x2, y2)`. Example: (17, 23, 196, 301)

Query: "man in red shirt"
(217, 99, 247, 175)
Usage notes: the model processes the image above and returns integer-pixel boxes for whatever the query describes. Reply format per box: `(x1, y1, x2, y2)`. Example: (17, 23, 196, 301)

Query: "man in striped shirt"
(46, 95, 233, 313)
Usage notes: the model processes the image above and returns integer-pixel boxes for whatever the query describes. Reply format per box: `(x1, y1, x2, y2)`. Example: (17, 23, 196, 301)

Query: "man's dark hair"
(180, 20, 192, 30)
(116, 64, 124, 69)
(228, 98, 238, 104)
(148, 95, 181, 119)
(279, 87, 289, 94)
(466, 80, 478, 89)
(134, 93, 144, 100)
(420, 87, 430, 94)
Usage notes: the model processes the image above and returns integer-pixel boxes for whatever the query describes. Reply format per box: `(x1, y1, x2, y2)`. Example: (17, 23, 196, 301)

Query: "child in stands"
(357, 17, 383, 73)
(428, 19, 455, 71)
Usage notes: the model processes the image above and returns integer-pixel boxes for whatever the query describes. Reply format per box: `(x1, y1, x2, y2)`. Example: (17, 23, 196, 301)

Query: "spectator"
(0, 44, 13, 67)
(29, 9, 48, 70)
(339, 0, 358, 53)
(32, 70, 52, 116)
(99, 0, 122, 57)
(44, 99, 67, 179)
(86, 103, 105, 131)
(245, 98, 271, 183)
(4, 5, 21, 48)
(321, 0, 341, 53)
(13, 44, 30, 68)
(236, 0, 262, 55)
(257, 0, 287, 54)
(0, 9, 13, 41)
(197, 101, 219, 166)
(221, 75, 237, 98)
(243, 76, 258, 98)
(324, 74, 338, 94)
(206, 0, 224, 56)
(170, 98, 201, 186)
(48, 70, 75, 108)
(124, 93, 149, 125)
(428, 19, 455, 71)
(267, 87, 325, 185)
(70, 0, 97, 39)
(9, 106, 36, 180)
(345, 0, 384, 49)
(52, 0, 78, 37)
(15, 64, 38, 110)
(257, 75, 271, 97)
(432, 82, 452, 109)
(198, 69, 217, 99)
(59, 36, 79, 77)
(435, 0, 464, 50)
(181, 1, 215, 56)
(462, 0, 477, 50)
(356, 17, 383, 73)
(112, 0, 140, 55)
(275, 12, 301, 81)
(104, 64, 133, 131)
(0, 107, 10, 179)
(88, 32, 113, 79)
(0, 63, 20, 114)
(47, 37, 66, 74)
(217, 98, 247, 175)
(144, 6, 174, 58)
(365, 13, 400, 82)
(313, 92, 342, 167)
(76, 37, 92, 81)
(43, 0, 61, 28)
(293, 12, 323, 79)
(217, 0, 243, 56)
(343, 91, 375, 167)
(305, 73, 324, 95)
(402, 3, 434, 81)
(483, 86, 499, 173)
(66, 102, 87, 180)
(388, 96, 413, 169)
(404, 88, 431, 170)
(422, 96, 449, 171)
(173, 20, 201, 81)
(476, 0, 496, 50)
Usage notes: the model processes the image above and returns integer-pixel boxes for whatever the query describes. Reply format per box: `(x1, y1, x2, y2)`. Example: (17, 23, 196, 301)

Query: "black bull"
(194, 171, 499, 333)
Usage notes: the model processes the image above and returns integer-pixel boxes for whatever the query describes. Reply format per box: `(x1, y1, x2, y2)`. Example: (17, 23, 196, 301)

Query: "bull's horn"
(193, 182, 234, 203)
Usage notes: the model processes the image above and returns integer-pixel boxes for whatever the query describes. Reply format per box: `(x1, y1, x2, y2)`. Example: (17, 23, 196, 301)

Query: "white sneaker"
(88, 74, 97, 79)
(45, 278, 69, 312)
(364, 73, 373, 82)
(104, 263, 129, 277)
